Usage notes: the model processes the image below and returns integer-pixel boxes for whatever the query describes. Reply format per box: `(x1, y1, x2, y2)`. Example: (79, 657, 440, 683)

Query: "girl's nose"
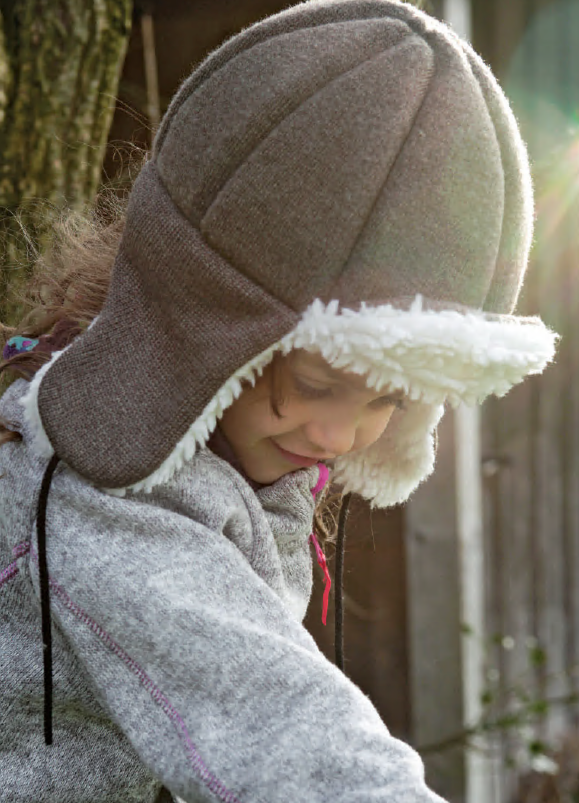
(302, 418, 357, 459)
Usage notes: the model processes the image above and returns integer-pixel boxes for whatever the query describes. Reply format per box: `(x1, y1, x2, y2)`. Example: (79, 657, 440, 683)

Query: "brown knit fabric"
(38, 166, 297, 486)
(34, 0, 537, 489)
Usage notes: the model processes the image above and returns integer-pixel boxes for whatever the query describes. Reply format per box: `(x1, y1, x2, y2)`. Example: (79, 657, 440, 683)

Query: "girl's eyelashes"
(368, 395, 407, 411)
(293, 376, 332, 400)
(293, 375, 407, 410)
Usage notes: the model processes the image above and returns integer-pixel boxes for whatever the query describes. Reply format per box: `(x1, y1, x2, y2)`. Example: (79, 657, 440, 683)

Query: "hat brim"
(282, 295, 558, 406)
(22, 293, 556, 505)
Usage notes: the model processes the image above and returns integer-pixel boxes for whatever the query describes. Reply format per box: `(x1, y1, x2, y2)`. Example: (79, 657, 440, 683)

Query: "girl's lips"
(270, 440, 319, 468)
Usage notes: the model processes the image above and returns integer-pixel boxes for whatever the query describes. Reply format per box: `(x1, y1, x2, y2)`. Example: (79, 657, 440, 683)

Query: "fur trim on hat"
(282, 296, 558, 406)
(20, 352, 63, 460)
(20, 295, 557, 507)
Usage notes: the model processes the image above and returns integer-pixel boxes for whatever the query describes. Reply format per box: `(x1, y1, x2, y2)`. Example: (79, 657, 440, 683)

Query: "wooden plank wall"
(305, 499, 411, 740)
(406, 412, 465, 802)
(476, 0, 579, 795)
(407, 2, 579, 801)
(407, 1, 579, 800)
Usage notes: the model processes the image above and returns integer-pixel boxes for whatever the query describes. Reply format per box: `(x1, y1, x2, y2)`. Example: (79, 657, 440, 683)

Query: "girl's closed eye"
(293, 374, 407, 411)
(293, 376, 332, 400)
(368, 394, 407, 412)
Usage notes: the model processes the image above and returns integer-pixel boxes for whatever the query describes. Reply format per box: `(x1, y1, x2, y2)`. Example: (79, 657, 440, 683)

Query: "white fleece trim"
(25, 297, 558, 507)
(119, 297, 555, 502)
(281, 297, 558, 407)
(18, 317, 99, 461)
(19, 348, 68, 459)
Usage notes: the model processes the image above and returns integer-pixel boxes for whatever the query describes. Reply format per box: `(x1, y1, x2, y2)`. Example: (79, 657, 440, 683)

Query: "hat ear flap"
(332, 401, 445, 508)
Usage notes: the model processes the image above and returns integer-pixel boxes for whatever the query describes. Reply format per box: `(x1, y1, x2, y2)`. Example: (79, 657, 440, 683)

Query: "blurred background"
(1, 1, 578, 801)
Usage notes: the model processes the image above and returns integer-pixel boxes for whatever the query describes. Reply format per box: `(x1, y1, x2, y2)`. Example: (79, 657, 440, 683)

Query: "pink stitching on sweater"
(0, 560, 19, 587)
(13, 541, 31, 559)
(28, 549, 242, 803)
(0, 541, 31, 587)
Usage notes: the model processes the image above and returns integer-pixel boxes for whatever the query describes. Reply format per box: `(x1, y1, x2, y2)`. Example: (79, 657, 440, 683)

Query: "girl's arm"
(41, 466, 447, 803)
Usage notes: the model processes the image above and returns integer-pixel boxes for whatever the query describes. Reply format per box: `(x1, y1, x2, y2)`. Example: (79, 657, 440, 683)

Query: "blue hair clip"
(2, 336, 40, 360)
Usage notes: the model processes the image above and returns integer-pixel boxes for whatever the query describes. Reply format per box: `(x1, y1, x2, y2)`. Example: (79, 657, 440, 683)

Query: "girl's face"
(219, 350, 405, 484)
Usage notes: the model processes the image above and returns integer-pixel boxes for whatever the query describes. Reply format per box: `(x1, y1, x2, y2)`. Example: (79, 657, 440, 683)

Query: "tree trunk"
(0, 0, 132, 325)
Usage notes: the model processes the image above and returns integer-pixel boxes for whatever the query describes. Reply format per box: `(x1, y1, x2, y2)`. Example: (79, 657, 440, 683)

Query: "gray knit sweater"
(0, 379, 446, 802)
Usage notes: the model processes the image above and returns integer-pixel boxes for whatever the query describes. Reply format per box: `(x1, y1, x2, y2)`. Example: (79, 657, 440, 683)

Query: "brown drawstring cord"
(37, 454, 60, 746)
(334, 492, 351, 672)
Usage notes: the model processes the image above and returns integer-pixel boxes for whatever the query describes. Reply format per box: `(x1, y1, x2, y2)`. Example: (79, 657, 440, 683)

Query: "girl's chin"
(244, 462, 296, 485)
(241, 449, 304, 485)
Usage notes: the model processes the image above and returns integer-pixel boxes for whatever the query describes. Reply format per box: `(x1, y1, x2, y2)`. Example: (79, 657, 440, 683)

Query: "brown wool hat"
(23, 0, 557, 507)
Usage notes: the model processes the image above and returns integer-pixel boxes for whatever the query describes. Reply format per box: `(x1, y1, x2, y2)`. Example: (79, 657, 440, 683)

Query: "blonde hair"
(0, 144, 145, 376)
(0, 198, 126, 443)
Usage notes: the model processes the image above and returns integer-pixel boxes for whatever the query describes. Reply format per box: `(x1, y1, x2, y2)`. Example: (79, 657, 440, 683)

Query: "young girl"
(0, 1, 557, 801)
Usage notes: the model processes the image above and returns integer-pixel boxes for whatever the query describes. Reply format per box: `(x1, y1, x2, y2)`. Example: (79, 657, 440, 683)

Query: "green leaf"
(528, 739, 548, 755)
(528, 699, 549, 716)
(529, 645, 547, 666)
(480, 689, 494, 706)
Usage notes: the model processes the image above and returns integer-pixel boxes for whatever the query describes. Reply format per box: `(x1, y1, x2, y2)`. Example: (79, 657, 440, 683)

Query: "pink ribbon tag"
(310, 463, 331, 625)
(309, 532, 332, 625)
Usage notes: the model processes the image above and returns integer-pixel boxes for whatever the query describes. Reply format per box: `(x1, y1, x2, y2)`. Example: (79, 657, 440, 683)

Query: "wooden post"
(455, 404, 499, 803)
(443, 4, 499, 798)
(141, 5, 161, 134)
(406, 411, 465, 801)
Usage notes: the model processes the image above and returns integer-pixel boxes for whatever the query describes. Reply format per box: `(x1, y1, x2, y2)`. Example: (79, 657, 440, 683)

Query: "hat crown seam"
(153, 1, 439, 154)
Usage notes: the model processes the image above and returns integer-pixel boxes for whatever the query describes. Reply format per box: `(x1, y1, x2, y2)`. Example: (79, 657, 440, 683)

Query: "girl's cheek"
(355, 409, 395, 450)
